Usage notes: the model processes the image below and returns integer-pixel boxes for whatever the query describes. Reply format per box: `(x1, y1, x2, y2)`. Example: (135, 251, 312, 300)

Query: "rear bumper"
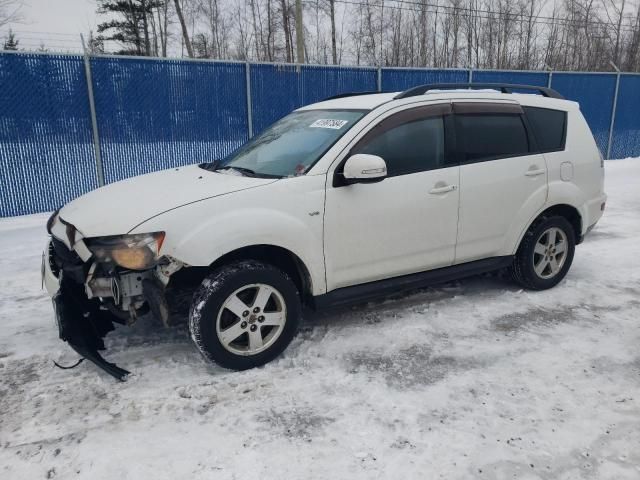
(581, 193, 607, 237)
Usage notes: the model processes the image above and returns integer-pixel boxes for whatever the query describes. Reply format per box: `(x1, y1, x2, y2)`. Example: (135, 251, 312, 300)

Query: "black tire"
(189, 260, 301, 370)
(511, 215, 576, 290)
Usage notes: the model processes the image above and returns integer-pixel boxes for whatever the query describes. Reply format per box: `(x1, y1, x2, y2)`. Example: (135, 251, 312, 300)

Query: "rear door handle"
(429, 184, 457, 194)
(525, 168, 546, 177)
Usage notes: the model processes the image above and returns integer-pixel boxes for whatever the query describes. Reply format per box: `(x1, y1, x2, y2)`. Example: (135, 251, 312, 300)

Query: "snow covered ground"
(1, 159, 639, 480)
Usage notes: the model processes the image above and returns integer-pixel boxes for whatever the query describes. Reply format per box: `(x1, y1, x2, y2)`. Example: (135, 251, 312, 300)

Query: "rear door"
(453, 101, 548, 263)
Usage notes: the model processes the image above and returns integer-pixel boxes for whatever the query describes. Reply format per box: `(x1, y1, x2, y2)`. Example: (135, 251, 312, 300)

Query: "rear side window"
(455, 114, 530, 162)
(523, 106, 567, 152)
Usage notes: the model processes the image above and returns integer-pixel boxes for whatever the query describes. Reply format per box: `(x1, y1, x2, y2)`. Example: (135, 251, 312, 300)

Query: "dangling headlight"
(86, 232, 165, 270)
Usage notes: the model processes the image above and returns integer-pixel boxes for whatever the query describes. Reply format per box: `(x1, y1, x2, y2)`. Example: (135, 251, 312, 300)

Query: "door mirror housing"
(342, 154, 387, 184)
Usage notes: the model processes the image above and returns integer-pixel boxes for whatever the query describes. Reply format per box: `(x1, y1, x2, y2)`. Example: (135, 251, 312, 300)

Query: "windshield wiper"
(217, 166, 257, 176)
(217, 166, 283, 179)
(199, 160, 221, 171)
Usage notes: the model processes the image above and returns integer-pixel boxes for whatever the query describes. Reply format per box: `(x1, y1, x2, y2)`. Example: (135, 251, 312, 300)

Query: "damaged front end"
(43, 212, 183, 380)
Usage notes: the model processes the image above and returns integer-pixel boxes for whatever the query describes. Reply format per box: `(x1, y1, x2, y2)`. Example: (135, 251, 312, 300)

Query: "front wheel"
(189, 260, 301, 370)
(511, 215, 576, 290)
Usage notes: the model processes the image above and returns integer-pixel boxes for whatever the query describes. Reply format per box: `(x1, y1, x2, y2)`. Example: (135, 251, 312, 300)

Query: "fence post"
(468, 68, 473, 83)
(245, 62, 254, 139)
(377, 66, 382, 92)
(606, 69, 621, 160)
(80, 34, 105, 187)
(547, 71, 553, 88)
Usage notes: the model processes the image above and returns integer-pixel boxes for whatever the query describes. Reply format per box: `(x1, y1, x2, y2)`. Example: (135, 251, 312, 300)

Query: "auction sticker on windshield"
(309, 119, 349, 129)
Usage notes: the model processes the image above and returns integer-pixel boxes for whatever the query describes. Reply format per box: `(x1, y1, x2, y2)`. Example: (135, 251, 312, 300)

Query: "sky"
(3, 0, 98, 52)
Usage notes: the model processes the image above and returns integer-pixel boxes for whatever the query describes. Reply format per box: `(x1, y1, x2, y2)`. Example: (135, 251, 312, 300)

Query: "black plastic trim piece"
(54, 274, 130, 381)
(394, 83, 565, 100)
(313, 256, 514, 309)
(324, 91, 381, 101)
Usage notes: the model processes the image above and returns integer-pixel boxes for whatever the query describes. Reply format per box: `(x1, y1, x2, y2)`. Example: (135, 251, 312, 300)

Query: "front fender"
(178, 207, 324, 292)
(131, 176, 327, 295)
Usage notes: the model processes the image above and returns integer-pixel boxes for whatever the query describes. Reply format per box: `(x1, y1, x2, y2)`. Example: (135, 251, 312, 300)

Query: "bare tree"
(75, 0, 640, 72)
(174, 0, 194, 57)
(0, 0, 22, 29)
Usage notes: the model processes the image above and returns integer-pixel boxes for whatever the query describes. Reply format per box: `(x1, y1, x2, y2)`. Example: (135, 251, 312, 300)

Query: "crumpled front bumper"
(42, 240, 61, 296)
(43, 238, 130, 381)
(53, 275, 130, 380)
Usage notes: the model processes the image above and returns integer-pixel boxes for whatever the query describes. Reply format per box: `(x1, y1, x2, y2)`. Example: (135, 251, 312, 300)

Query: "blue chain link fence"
(1, 51, 639, 217)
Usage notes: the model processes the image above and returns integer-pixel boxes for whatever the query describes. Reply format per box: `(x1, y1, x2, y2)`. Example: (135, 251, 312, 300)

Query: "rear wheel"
(189, 260, 301, 370)
(511, 215, 576, 290)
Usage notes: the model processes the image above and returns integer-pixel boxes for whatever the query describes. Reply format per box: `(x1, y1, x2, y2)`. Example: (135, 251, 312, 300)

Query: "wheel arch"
(209, 244, 315, 304)
(515, 203, 583, 254)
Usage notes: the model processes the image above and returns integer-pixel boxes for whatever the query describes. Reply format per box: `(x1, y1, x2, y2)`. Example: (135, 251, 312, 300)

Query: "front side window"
(216, 109, 365, 178)
(352, 109, 446, 177)
(456, 113, 530, 163)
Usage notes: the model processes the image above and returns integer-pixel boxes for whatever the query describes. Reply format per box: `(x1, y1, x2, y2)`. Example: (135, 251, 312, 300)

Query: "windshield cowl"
(198, 162, 284, 179)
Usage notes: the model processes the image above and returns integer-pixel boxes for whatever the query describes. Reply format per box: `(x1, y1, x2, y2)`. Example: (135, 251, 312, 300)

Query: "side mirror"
(342, 154, 387, 184)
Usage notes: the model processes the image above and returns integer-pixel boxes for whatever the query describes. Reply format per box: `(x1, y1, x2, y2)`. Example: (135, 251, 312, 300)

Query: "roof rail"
(394, 83, 565, 100)
(324, 90, 380, 101)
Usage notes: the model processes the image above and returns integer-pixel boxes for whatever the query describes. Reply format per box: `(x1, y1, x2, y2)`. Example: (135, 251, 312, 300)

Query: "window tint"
(353, 116, 445, 176)
(523, 106, 567, 152)
(456, 114, 529, 162)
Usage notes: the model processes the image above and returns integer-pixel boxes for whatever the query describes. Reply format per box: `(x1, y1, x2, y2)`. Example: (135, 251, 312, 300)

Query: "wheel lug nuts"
(253, 307, 260, 313)
(242, 310, 249, 317)
(250, 324, 257, 332)
(258, 316, 265, 322)
(241, 321, 247, 329)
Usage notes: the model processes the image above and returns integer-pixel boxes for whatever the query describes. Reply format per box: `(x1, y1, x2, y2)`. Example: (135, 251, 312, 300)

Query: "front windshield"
(216, 109, 366, 177)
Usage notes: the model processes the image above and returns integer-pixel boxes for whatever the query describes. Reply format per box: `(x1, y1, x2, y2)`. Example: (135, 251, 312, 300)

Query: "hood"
(59, 164, 276, 237)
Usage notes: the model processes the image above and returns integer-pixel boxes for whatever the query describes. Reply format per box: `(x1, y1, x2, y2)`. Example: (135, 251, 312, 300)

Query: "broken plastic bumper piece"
(53, 275, 130, 381)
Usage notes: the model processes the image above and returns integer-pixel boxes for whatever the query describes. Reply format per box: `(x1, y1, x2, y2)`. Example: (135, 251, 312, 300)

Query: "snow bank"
(1, 160, 639, 479)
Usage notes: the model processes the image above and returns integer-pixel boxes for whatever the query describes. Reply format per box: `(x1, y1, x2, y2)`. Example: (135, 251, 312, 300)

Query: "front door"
(323, 104, 460, 291)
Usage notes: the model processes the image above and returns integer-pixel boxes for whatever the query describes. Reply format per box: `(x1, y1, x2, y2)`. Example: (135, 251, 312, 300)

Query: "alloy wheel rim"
(533, 227, 568, 279)
(216, 283, 287, 356)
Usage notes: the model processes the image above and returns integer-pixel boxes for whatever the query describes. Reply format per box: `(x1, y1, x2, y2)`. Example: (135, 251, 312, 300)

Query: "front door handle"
(429, 184, 457, 194)
(525, 168, 546, 177)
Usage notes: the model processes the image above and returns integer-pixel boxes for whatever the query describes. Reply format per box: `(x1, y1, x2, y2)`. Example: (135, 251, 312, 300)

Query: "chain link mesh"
(250, 64, 377, 134)
(90, 57, 248, 184)
(0, 53, 97, 217)
(610, 75, 640, 159)
(550, 73, 617, 156)
(0, 52, 637, 217)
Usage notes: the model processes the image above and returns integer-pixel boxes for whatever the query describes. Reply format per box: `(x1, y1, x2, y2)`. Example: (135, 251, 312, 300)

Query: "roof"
(297, 90, 578, 112)
(297, 92, 397, 110)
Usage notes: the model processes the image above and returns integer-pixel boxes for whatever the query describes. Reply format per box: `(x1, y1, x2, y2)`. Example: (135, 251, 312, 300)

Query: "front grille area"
(47, 240, 60, 277)
(51, 237, 82, 265)
(49, 236, 86, 284)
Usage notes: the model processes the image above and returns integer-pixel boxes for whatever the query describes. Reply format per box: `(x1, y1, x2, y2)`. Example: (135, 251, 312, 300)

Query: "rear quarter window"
(523, 106, 567, 153)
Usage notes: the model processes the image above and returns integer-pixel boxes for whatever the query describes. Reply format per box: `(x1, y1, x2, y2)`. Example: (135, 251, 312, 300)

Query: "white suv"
(42, 83, 606, 379)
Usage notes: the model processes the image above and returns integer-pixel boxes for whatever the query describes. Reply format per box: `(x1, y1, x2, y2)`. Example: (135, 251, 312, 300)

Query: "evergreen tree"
(96, 0, 162, 56)
(3, 28, 18, 50)
(88, 30, 105, 54)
